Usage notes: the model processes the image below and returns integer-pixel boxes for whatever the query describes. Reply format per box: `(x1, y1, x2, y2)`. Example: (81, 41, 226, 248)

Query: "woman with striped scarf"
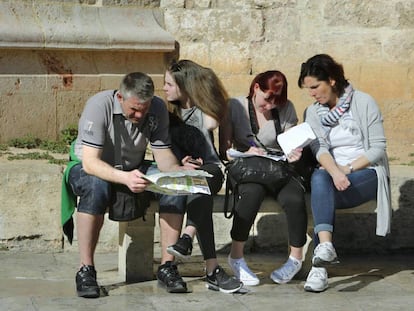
(298, 54, 391, 293)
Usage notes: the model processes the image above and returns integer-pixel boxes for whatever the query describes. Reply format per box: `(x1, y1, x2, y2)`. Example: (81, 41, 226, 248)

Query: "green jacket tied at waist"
(61, 141, 80, 244)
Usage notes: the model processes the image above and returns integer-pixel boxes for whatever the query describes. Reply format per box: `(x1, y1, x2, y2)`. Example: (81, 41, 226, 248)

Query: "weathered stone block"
(359, 64, 408, 101)
(0, 162, 62, 250)
(325, 1, 397, 28)
(0, 93, 57, 141)
(210, 42, 251, 74)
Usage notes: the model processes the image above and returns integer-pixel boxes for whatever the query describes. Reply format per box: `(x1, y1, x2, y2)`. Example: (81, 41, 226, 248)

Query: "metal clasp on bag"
(114, 165, 123, 170)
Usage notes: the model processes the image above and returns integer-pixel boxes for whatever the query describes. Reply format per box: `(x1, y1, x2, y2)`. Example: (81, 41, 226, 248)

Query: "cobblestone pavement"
(0, 251, 413, 311)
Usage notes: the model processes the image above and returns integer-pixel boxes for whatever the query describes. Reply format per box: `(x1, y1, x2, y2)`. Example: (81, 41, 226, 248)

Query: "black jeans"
(230, 177, 308, 248)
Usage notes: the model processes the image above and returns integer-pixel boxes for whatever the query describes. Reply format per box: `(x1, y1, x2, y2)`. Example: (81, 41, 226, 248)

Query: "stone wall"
(0, 0, 176, 143)
(1, 0, 413, 162)
(160, 0, 414, 163)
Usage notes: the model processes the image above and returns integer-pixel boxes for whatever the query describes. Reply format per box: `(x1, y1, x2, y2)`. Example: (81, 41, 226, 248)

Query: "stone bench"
(118, 193, 377, 283)
(1, 162, 411, 283)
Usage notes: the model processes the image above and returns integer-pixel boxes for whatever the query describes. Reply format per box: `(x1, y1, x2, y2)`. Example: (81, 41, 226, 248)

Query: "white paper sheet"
(277, 122, 316, 155)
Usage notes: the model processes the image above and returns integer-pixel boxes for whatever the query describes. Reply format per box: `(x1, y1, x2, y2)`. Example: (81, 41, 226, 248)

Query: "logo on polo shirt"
(84, 121, 94, 136)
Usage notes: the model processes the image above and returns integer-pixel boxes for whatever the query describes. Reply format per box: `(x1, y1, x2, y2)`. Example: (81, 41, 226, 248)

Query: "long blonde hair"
(167, 59, 228, 123)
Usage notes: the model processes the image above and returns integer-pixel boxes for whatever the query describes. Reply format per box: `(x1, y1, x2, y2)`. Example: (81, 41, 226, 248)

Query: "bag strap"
(247, 98, 284, 155)
(182, 106, 197, 123)
(113, 90, 123, 169)
(247, 97, 282, 135)
(247, 97, 259, 134)
(113, 90, 148, 168)
(271, 108, 282, 134)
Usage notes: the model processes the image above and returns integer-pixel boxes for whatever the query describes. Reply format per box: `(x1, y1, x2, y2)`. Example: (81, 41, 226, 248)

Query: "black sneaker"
(76, 265, 100, 298)
(166, 233, 193, 260)
(206, 265, 243, 294)
(157, 261, 188, 293)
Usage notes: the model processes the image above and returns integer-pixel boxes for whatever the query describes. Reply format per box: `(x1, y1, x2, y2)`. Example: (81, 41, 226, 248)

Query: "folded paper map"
(277, 122, 316, 155)
(142, 170, 212, 195)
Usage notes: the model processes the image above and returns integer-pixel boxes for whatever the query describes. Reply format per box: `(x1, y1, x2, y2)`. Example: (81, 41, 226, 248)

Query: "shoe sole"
(312, 257, 340, 267)
(304, 283, 328, 293)
(157, 280, 188, 293)
(205, 282, 243, 294)
(270, 274, 290, 284)
(77, 289, 100, 298)
(227, 257, 259, 286)
(166, 247, 191, 261)
(239, 278, 260, 286)
(270, 268, 301, 284)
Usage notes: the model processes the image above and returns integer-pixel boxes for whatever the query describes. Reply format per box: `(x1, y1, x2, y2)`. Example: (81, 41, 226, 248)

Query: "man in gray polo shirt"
(68, 72, 185, 298)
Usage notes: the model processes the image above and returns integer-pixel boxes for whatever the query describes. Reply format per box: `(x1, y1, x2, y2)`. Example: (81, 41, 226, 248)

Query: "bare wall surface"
(0, 0, 176, 141)
(160, 0, 414, 164)
(0, 0, 413, 163)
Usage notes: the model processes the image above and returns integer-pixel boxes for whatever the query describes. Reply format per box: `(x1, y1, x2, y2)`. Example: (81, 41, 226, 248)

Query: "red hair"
(247, 70, 288, 107)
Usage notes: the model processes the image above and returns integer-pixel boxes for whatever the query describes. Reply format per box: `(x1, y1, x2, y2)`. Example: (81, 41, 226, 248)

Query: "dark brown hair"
(298, 54, 349, 96)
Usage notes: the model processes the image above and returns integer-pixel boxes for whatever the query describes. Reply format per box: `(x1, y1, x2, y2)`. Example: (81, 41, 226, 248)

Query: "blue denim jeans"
(69, 162, 152, 215)
(68, 163, 112, 215)
(311, 168, 377, 236)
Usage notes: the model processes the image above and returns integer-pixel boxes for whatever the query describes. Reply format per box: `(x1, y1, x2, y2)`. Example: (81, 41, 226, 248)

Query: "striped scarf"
(317, 83, 354, 128)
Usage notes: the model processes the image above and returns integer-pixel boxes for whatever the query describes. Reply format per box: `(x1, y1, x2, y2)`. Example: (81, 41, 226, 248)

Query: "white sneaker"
(228, 256, 260, 286)
(270, 256, 302, 284)
(312, 242, 339, 267)
(304, 267, 328, 292)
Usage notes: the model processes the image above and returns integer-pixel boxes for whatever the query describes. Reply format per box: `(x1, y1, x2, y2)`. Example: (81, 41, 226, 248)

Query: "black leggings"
(159, 163, 224, 260)
(230, 177, 308, 248)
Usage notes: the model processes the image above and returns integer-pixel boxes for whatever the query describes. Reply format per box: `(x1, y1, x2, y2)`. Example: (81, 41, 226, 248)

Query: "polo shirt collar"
(113, 91, 124, 115)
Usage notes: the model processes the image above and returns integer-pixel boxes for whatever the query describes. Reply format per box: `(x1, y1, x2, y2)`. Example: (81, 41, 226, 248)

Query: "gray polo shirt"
(74, 90, 170, 170)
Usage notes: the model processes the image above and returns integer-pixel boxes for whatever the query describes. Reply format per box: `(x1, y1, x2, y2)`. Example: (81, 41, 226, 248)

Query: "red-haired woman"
(219, 70, 308, 286)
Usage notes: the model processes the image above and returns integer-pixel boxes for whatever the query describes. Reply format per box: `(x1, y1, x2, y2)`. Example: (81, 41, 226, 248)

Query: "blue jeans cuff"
(314, 224, 333, 234)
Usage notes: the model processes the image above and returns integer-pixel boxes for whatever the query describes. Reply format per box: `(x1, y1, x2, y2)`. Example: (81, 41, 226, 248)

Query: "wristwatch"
(347, 164, 354, 173)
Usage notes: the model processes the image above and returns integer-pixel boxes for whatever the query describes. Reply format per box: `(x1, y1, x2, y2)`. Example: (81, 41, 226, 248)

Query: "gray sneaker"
(312, 242, 339, 267)
(206, 266, 243, 294)
(304, 267, 328, 292)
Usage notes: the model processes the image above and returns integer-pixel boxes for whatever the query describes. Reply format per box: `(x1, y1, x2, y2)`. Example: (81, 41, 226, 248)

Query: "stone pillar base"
(118, 210, 155, 283)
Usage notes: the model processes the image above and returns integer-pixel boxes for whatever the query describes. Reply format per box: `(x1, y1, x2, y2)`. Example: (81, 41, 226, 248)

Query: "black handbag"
(109, 184, 150, 222)
(224, 156, 291, 218)
(226, 156, 290, 186)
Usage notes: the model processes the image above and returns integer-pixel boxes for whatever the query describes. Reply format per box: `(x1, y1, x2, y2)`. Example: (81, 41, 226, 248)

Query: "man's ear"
(116, 92, 123, 101)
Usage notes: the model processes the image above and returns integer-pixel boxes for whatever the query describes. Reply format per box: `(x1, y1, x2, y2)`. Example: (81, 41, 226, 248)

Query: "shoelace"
(175, 236, 192, 254)
(213, 267, 227, 282)
(309, 268, 325, 279)
(315, 244, 332, 256)
(164, 266, 181, 281)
